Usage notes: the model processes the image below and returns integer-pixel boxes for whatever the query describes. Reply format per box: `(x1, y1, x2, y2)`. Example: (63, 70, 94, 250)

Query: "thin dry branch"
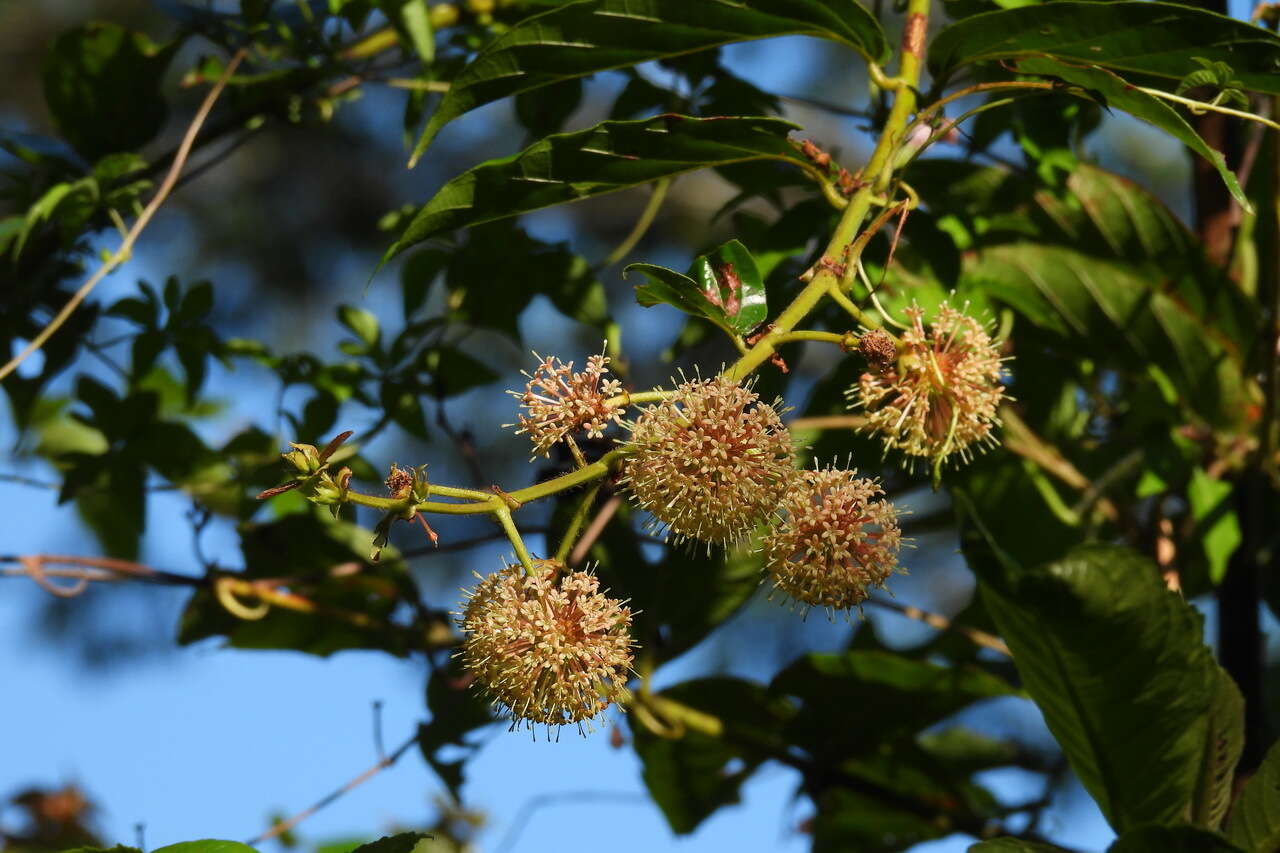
(0, 47, 248, 383)
(866, 596, 1011, 657)
(248, 731, 420, 845)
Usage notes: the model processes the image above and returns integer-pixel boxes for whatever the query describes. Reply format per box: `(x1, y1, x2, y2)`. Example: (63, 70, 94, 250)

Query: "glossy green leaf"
(954, 511, 1222, 833)
(1015, 57, 1248, 210)
(409, 0, 888, 160)
(1188, 467, 1243, 586)
(1108, 826, 1245, 852)
(42, 23, 179, 159)
(629, 263, 735, 333)
(387, 115, 808, 263)
(686, 239, 768, 334)
(1226, 740, 1280, 852)
(1188, 668, 1243, 831)
(929, 2, 1280, 94)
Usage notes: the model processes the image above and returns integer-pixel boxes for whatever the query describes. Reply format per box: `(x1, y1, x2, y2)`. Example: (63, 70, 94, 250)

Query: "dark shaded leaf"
(43, 23, 179, 159)
(953, 506, 1222, 834)
(929, 3, 1280, 94)
(388, 115, 810, 263)
(150, 843, 259, 853)
(969, 841, 1070, 852)
(1015, 57, 1248, 209)
(177, 514, 418, 656)
(1226, 739, 1280, 852)
(349, 833, 437, 853)
(631, 677, 793, 834)
(410, 0, 888, 159)
(771, 650, 1017, 758)
(419, 659, 493, 798)
(1108, 825, 1245, 853)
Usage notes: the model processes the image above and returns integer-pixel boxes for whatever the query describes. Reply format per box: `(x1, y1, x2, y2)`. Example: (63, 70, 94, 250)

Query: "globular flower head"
(846, 301, 1006, 469)
(457, 561, 634, 731)
(509, 351, 624, 457)
(762, 467, 902, 614)
(620, 374, 796, 545)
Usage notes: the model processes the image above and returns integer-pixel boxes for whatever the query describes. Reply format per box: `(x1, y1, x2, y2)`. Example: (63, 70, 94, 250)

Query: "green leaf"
(395, 0, 434, 63)
(965, 243, 1252, 429)
(387, 115, 808, 263)
(150, 842, 258, 853)
(409, 0, 888, 161)
(1188, 668, 1243, 830)
(178, 514, 419, 656)
(1188, 468, 1243, 586)
(42, 23, 179, 159)
(1226, 740, 1280, 852)
(1015, 57, 1249, 211)
(771, 650, 1018, 757)
(969, 841, 1071, 852)
(1108, 825, 1246, 852)
(929, 2, 1280, 94)
(629, 263, 734, 333)
(686, 239, 768, 334)
(953, 512, 1220, 833)
(631, 677, 793, 834)
(423, 346, 500, 396)
(337, 305, 381, 348)
(349, 833, 440, 853)
(419, 659, 493, 798)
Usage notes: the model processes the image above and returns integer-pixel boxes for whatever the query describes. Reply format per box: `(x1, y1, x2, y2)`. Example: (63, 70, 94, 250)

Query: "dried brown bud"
(457, 562, 634, 731)
(858, 329, 898, 369)
(620, 375, 796, 545)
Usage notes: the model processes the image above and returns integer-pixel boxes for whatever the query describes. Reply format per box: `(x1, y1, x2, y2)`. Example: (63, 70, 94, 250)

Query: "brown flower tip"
(509, 350, 624, 457)
(763, 467, 903, 615)
(857, 329, 898, 369)
(845, 301, 1006, 469)
(457, 561, 634, 731)
(620, 375, 796, 545)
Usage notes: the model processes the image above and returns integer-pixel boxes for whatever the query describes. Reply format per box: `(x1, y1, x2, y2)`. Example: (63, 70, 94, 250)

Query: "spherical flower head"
(762, 467, 902, 614)
(846, 301, 1006, 468)
(457, 561, 634, 730)
(509, 351, 624, 457)
(620, 375, 796, 545)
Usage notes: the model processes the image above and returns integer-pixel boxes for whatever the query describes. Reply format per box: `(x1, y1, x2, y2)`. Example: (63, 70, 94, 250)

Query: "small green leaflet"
(628, 239, 767, 337)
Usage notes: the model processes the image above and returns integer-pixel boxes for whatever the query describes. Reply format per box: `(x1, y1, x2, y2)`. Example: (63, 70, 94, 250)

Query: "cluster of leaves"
(4, 0, 1280, 852)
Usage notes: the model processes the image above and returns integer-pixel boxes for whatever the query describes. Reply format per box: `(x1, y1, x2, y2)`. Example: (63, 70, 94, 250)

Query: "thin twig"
(400, 528, 550, 559)
(0, 48, 248, 383)
(568, 495, 622, 567)
(866, 596, 1011, 656)
(787, 415, 868, 431)
(495, 791, 647, 853)
(248, 731, 419, 845)
(0, 473, 59, 489)
(595, 179, 670, 271)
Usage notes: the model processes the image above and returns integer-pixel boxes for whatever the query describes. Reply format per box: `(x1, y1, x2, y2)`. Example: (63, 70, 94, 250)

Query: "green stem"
(772, 330, 852, 346)
(1138, 87, 1280, 132)
(724, 0, 931, 383)
(597, 179, 671, 270)
(495, 507, 536, 573)
(603, 389, 674, 409)
(554, 481, 604, 563)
